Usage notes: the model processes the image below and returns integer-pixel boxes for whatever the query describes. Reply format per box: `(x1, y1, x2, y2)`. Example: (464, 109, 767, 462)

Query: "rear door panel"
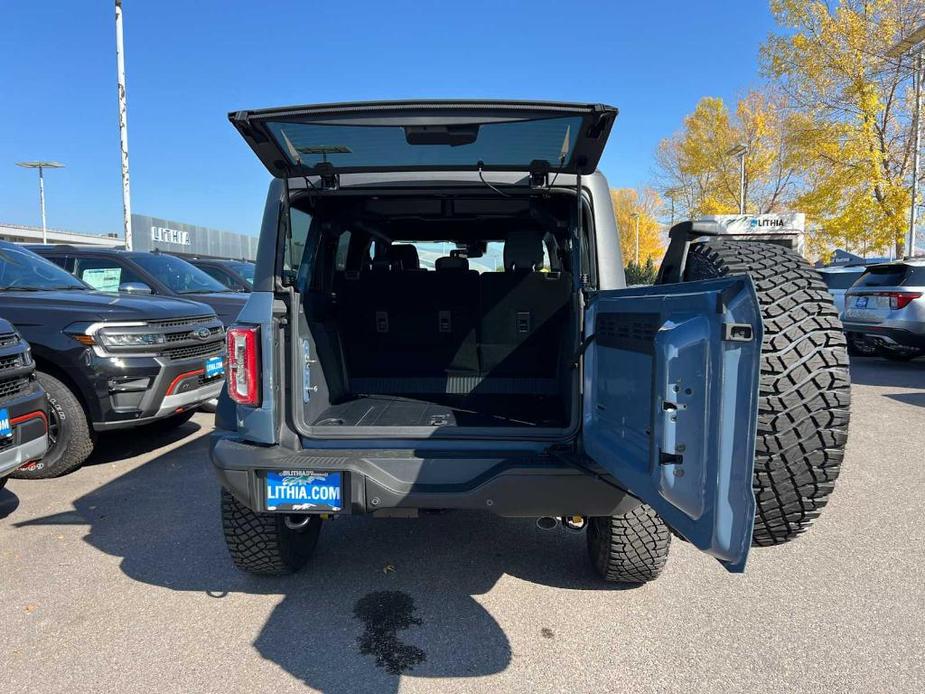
(583, 277, 762, 572)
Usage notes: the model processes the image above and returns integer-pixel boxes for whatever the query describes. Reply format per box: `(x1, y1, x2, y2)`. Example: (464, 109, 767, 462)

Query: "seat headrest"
(503, 231, 544, 271)
(389, 244, 420, 271)
(435, 255, 469, 271)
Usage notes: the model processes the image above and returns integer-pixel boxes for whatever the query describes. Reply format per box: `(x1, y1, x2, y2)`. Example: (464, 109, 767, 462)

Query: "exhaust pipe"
(284, 515, 313, 531)
(536, 516, 559, 531)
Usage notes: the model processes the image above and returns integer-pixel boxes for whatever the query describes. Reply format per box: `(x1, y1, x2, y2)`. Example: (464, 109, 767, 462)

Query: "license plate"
(265, 470, 343, 512)
(0, 408, 10, 438)
(205, 356, 224, 379)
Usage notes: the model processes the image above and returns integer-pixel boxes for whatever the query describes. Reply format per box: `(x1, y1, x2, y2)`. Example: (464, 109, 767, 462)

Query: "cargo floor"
(312, 394, 567, 428)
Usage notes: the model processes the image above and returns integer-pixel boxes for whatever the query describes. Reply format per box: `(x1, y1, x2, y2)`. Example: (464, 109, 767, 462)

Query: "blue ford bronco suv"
(213, 100, 851, 582)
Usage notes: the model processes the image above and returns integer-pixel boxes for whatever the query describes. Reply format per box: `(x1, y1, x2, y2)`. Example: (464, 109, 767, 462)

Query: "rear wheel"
(221, 488, 322, 575)
(10, 371, 95, 480)
(587, 504, 671, 583)
(683, 240, 851, 546)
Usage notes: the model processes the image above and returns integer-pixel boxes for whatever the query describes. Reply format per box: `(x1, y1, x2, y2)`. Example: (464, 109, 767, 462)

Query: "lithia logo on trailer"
(750, 218, 786, 228)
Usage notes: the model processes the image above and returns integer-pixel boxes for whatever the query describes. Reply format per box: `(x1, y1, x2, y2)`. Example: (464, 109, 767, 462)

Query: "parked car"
(0, 242, 226, 478)
(842, 258, 925, 361)
(0, 317, 48, 489)
(28, 245, 247, 326)
(189, 258, 255, 292)
(212, 99, 849, 582)
(817, 265, 866, 314)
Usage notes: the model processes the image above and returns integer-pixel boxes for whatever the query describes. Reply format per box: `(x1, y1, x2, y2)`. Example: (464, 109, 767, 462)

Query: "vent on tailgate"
(595, 312, 661, 354)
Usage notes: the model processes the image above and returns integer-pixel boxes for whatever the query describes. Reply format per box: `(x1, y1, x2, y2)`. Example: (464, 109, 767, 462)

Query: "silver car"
(842, 259, 925, 360)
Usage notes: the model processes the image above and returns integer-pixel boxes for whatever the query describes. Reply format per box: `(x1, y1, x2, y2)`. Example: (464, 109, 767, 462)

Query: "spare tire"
(682, 240, 851, 546)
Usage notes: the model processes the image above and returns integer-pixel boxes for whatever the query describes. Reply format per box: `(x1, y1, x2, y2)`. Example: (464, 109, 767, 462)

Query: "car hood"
(0, 290, 216, 325)
(176, 292, 248, 325)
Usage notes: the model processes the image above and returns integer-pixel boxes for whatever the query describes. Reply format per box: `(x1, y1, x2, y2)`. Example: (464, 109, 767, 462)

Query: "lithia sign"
(150, 225, 191, 246)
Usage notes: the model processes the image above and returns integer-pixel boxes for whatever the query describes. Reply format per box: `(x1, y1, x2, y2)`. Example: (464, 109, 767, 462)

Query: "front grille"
(0, 354, 23, 371)
(0, 332, 19, 348)
(148, 315, 214, 330)
(0, 377, 31, 403)
(163, 341, 223, 361)
(164, 326, 224, 343)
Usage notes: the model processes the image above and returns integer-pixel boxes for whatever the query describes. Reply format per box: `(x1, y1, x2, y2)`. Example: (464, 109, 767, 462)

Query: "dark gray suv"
(212, 100, 851, 583)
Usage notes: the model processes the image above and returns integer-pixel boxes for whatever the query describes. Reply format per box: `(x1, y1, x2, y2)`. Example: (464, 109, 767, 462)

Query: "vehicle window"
(906, 265, 925, 285)
(389, 240, 549, 273)
(854, 266, 910, 288)
(335, 232, 352, 271)
(74, 257, 144, 292)
(0, 246, 87, 291)
(131, 254, 228, 293)
(229, 262, 255, 285)
(199, 265, 236, 288)
(819, 270, 863, 290)
(44, 255, 74, 272)
(286, 208, 312, 276)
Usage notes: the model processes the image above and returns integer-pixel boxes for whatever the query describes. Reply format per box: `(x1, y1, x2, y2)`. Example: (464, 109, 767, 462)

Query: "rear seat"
(337, 236, 570, 395)
(478, 231, 571, 383)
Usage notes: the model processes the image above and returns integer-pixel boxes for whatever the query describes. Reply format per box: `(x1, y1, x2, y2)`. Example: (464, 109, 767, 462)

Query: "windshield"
(0, 245, 87, 291)
(229, 262, 255, 284)
(131, 254, 229, 294)
(266, 116, 582, 171)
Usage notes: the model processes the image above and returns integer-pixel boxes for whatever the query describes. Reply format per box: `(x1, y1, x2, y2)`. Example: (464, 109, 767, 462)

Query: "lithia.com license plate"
(265, 470, 343, 512)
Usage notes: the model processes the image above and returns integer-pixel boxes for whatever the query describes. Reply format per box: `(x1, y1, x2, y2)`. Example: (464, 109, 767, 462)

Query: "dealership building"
(1, 214, 256, 261)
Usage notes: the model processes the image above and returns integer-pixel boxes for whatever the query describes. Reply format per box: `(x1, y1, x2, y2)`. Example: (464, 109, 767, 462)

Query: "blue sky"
(0, 1, 775, 237)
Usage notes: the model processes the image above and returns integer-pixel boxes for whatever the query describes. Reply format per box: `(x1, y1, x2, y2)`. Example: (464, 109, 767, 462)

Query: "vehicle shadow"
(0, 485, 19, 519)
(15, 433, 630, 692)
(849, 358, 925, 389)
(82, 420, 203, 467)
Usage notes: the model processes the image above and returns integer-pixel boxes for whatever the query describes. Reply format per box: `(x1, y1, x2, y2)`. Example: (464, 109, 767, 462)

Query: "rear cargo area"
(293, 193, 580, 435)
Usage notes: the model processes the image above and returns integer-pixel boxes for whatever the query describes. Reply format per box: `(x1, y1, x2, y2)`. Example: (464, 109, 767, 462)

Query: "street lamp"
(16, 161, 65, 243)
(115, 0, 133, 250)
(888, 22, 925, 258)
(631, 211, 640, 265)
(727, 144, 748, 214)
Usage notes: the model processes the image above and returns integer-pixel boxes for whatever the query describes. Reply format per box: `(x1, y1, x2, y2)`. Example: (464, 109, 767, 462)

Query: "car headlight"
(97, 331, 166, 347)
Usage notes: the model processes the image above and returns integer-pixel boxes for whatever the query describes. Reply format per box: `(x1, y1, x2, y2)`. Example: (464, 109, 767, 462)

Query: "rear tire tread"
(587, 504, 671, 583)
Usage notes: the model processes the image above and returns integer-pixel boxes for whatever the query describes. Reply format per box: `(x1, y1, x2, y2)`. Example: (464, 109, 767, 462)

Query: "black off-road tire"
(683, 240, 851, 546)
(10, 371, 95, 480)
(221, 488, 322, 575)
(587, 504, 671, 583)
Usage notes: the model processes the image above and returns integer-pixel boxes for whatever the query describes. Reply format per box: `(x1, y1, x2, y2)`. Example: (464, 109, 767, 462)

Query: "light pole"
(888, 23, 925, 258)
(16, 161, 64, 243)
(727, 144, 748, 214)
(115, 0, 133, 250)
(631, 211, 640, 265)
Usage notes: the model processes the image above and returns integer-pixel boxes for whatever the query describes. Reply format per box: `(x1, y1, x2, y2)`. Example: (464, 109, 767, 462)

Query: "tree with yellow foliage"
(610, 188, 665, 267)
(764, 0, 921, 258)
(655, 90, 800, 221)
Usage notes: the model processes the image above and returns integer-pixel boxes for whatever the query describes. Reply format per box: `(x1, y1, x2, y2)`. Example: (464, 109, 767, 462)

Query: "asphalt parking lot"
(1, 358, 923, 693)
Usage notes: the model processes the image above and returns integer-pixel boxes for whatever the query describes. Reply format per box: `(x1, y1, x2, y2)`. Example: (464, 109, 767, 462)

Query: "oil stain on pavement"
(354, 591, 426, 675)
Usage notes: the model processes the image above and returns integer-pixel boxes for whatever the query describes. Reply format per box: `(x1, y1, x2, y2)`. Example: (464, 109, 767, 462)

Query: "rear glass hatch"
(229, 100, 618, 178)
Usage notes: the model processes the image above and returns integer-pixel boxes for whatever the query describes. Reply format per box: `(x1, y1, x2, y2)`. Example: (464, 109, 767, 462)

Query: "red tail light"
(227, 326, 260, 406)
(873, 291, 923, 310)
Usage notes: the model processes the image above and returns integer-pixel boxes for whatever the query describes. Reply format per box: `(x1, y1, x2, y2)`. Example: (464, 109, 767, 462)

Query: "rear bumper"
(843, 323, 925, 349)
(210, 433, 637, 518)
(0, 386, 49, 478)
